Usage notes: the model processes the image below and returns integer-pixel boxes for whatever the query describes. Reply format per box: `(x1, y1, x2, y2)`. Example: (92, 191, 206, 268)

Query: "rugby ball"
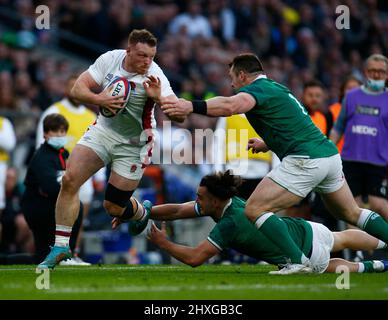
(100, 77, 131, 118)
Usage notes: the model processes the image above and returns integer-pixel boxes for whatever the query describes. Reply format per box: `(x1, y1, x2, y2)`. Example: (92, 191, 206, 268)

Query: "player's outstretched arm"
(71, 71, 126, 114)
(161, 93, 256, 118)
(147, 222, 219, 267)
(150, 201, 198, 220)
(143, 76, 185, 123)
(161, 95, 186, 123)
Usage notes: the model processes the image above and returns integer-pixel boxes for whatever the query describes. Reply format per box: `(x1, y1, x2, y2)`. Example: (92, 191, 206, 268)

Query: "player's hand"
(161, 98, 192, 118)
(247, 138, 269, 153)
(156, 95, 186, 123)
(111, 217, 123, 230)
(146, 222, 167, 245)
(97, 85, 126, 115)
(143, 75, 161, 101)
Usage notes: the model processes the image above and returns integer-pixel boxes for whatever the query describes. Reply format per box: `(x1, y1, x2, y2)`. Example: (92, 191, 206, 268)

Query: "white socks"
(55, 224, 72, 247)
(130, 198, 147, 221)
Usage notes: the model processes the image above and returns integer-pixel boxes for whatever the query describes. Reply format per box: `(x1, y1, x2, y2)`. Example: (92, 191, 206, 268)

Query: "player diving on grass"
(159, 53, 388, 274)
(114, 171, 388, 274)
(38, 29, 183, 269)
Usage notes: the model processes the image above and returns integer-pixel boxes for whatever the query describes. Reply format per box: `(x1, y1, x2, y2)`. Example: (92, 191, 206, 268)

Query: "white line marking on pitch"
(0, 266, 186, 271)
(44, 283, 342, 294)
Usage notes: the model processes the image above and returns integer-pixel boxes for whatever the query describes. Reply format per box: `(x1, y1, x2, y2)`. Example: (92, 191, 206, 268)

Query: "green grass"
(0, 264, 387, 299)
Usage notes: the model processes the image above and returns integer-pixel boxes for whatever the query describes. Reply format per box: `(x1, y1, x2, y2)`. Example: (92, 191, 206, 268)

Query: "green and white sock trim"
(254, 212, 274, 229)
(357, 209, 378, 230)
(358, 260, 385, 273)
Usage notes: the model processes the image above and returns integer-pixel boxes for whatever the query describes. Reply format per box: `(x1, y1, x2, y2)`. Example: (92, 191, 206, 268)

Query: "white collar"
(220, 199, 233, 219)
(253, 74, 267, 82)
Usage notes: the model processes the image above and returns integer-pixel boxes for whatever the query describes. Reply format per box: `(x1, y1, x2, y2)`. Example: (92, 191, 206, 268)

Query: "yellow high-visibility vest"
(0, 117, 9, 162)
(225, 114, 271, 163)
(54, 102, 96, 153)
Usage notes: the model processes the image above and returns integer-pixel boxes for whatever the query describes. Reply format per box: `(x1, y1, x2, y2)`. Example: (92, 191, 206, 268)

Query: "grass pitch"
(0, 264, 387, 300)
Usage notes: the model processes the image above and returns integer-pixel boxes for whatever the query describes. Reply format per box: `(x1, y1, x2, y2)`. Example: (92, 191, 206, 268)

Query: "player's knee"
(61, 172, 81, 194)
(104, 183, 134, 218)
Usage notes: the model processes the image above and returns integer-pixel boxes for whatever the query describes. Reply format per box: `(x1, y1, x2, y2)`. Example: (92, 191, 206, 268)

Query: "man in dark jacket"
(21, 114, 83, 264)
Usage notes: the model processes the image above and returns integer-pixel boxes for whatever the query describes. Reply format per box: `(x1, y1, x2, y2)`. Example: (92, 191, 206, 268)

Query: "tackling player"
(161, 53, 388, 274)
(142, 171, 388, 274)
(38, 29, 182, 268)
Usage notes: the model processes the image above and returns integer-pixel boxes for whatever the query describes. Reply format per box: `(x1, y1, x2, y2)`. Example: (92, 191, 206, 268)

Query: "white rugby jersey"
(88, 49, 174, 144)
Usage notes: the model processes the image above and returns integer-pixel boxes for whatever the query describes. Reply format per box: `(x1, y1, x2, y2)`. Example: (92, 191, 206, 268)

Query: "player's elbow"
(187, 258, 203, 268)
(186, 254, 205, 267)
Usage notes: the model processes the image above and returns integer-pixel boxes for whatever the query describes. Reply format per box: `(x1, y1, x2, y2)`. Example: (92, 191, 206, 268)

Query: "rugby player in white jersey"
(38, 29, 182, 268)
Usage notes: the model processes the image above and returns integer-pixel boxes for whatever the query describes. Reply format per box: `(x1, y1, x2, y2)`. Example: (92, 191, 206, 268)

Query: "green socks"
(358, 260, 385, 273)
(357, 209, 388, 244)
(254, 212, 307, 264)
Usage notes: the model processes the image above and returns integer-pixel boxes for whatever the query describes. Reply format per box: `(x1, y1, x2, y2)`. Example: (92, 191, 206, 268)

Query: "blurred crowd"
(0, 0, 388, 262)
(1, 0, 388, 135)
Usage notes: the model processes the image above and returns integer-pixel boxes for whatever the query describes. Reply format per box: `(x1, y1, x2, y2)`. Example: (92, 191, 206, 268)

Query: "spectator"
(302, 80, 330, 136)
(330, 54, 388, 220)
(21, 114, 84, 264)
(0, 116, 16, 240)
(169, 0, 213, 39)
(328, 75, 362, 153)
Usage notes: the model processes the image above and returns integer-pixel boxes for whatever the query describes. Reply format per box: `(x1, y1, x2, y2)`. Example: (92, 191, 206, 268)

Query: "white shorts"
(267, 154, 345, 198)
(308, 221, 335, 273)
(78, 125, 153, 180)
(79, 178, 94, 204)
(0, 163, 6, 210)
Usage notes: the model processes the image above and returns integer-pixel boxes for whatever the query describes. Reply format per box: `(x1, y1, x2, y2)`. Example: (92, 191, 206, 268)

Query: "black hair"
(229, 53, 264, 75)
(199, 170, 242, 200)
(303, 79, 325, 91)
(43, 113, 69, 133)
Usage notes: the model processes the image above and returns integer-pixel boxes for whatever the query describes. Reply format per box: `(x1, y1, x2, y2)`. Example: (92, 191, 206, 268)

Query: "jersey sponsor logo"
(356, 105, 380, 116)
(351, 125, 378, 136)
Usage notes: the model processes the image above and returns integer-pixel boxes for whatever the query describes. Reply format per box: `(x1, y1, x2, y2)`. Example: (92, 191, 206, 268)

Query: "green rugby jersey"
(203, 196, 313, 266)
(238, 76, 338, 160)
